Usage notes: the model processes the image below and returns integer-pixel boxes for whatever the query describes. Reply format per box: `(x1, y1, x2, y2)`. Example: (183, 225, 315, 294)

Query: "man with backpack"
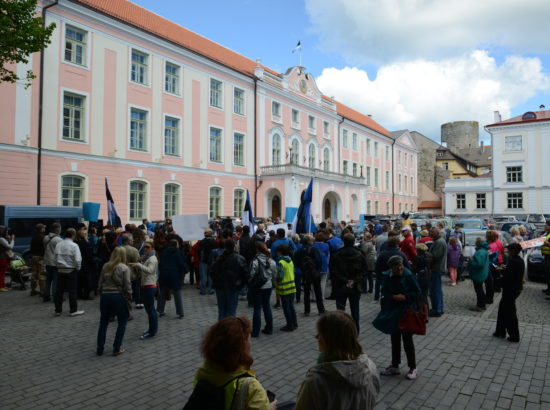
(330, 233, 367, 332)
(295, 235, 325, 316)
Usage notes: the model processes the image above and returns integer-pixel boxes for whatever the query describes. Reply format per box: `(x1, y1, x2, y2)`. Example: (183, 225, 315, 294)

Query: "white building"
(443, 106, 550, 215)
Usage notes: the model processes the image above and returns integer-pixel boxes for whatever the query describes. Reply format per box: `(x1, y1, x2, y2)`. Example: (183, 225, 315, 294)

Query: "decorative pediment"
(284, 66, 322, 103)
(395, 130, 418, 151)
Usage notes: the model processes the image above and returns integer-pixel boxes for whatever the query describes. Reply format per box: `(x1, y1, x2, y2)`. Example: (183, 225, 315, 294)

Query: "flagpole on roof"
(292, 40, 302, 67)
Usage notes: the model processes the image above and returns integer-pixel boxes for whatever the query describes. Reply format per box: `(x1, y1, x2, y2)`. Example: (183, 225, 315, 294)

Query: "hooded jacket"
(467, 241, 490, 283)
(295, 354, 380, 410)
(330, 246, 367, 293)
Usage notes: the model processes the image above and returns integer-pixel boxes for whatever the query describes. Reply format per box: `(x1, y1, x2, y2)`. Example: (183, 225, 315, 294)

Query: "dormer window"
(522, 111, 536, 120)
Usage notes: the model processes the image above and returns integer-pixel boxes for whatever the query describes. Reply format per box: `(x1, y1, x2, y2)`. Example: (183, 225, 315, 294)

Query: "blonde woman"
(96, 247, 132, 356)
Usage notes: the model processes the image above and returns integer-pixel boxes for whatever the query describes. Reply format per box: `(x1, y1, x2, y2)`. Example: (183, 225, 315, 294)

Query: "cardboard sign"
(519, 237, 545, 249)
(171, 214, 209, 242)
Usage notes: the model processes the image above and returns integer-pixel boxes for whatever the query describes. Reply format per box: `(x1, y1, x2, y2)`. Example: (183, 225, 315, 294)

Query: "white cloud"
(316, 51, 550, 140)
(305, 0, 550, 64)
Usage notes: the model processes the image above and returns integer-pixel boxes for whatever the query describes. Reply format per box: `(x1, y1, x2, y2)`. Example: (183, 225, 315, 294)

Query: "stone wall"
(441, 121, 479, 152)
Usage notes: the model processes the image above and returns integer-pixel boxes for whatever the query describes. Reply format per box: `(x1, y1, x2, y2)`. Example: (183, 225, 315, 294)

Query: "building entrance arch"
(322, 191, 342, 222)
(266, 188, 282, 220)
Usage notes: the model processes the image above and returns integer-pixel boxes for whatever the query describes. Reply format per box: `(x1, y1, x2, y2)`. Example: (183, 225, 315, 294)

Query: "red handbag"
(398, 309, 426, 335)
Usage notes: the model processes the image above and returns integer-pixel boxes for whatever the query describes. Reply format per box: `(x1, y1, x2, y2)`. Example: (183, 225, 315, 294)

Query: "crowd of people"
(1, 214, 547, 409)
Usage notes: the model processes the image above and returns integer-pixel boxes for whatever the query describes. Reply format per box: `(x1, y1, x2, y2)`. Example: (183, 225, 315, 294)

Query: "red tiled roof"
(73, 0, 389, 136)
(418, 201, 442, 209)
(486, 110, 550, 127)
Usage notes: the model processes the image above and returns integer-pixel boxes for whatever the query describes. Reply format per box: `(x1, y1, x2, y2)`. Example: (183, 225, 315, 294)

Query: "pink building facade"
(0, 0, 418, 224)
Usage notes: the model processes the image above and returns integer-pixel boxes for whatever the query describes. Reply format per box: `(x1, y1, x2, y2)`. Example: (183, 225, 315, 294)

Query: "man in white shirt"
(54, 228, 84, 316)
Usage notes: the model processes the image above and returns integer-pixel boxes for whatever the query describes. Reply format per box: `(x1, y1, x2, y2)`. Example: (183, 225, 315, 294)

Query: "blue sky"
(132, 0, 550, 142)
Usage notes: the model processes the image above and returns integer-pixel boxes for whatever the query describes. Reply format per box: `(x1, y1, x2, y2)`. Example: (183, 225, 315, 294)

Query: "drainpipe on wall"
(337, 117, 344, 173)
(253, 77, 258, 216)
(37, 0, 59, 205)
(391, 138, 396, 214)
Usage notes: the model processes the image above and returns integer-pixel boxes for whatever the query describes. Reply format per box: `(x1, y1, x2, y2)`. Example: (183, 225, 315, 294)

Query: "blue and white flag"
(292, 40, 301, 53)
(241, 189, 255, 234)
(292, 178, 316, 234)
(105, 178, 122, 228)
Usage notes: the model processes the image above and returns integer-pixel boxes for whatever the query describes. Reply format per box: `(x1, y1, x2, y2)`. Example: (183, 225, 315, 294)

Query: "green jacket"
(468, 241, 490, 283)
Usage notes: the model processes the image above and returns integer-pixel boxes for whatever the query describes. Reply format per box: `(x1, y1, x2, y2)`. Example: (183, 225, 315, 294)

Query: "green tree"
(0, 0, 56, 87)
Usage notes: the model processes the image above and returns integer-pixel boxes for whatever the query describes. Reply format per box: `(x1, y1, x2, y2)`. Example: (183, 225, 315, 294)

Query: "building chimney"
(493, 111, 502, 123)
(540, 104, 546, 110)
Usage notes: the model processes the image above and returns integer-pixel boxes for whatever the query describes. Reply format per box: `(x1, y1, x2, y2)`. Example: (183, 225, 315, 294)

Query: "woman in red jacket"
(399, 227, 417, 264)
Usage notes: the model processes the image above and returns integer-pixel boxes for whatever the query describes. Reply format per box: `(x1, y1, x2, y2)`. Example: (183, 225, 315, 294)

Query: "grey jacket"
(43, 233, 63, 267)
(295, 354, 380, 410)
(98, 263, 132, 295)
(361, 241, 376, 271)
(429, 236, 448, 273)
(133, 254, 158, 287)
(249, 253, 276, 290)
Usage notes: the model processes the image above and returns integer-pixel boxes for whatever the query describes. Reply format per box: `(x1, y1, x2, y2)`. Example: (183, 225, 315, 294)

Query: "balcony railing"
(260, 163, 366, 184)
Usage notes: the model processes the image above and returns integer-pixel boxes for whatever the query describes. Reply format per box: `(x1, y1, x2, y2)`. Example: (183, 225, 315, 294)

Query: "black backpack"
(248, 257, 270, 289)
(301, 247, 321, 281)
(183, 373, 251, 410)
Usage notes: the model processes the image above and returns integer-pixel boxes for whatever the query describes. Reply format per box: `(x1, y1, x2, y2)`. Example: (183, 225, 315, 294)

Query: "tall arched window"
(209, 187, 222, 218)
(164, 183, 180, 218)
(291, 139, 299, 164)
(272, 134, 281, 165)
(129, 180, 147, 220)
(308, 144, 316, 168)
(61, 175, 84, 206)
(323, 148, 330, 171)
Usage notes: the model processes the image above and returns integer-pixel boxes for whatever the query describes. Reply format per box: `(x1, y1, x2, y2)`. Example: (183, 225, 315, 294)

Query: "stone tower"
(441, 121, 479, 152)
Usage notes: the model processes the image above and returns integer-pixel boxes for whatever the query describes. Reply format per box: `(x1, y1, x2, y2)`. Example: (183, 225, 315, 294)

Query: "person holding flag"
(292, 178, 316, 235)
(105, 178, 122, 228)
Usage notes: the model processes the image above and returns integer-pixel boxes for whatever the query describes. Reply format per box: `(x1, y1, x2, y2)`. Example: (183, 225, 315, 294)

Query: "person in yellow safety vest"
(542, 221, 550, 296)
(275, 243, 298, 332)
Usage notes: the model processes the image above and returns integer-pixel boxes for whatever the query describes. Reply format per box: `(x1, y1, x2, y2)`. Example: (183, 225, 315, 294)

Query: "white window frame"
(323, 121, 330, 137)
(352, 133, 358, 150)
(386, 202, 390, 214)
(343, 160, 349, 175)
(456, 193, 466, 209)
(233, 87, 245, 116)
(63, 23, 89, 69)
(60, 88, 89, 144)
(374, 141, 379, 157)
(291, 108, 300, 128)
(164, 61, 182, 96)
(507, 192, 523, 209)
(411, 176, 414, 194)
(352, 163, 358, 177)
(233, 188, 246, 218)
(307, 143, 317, 168)
(271, 100, 282, 122)
(128, 105, 150, 152)
(366, 138, 371, 155)
(504, 135, 522, 152)
(367, 200, 372, 214)
(129, 179, 149, 221)
(163, 114, 182, 157)
(290, 137, 301, 165)
(209, 125, 224, 164)
(308, 115, 316, 134)
(375, 201, 379, 214)
(385, 171, 390, 191)
(342, 129, 348, 148)
(209, 185, 223, 218)
(209, 77, 224, 109)
(506, 166, 523, 183)
(374, 168, 379, 188)
(322, 147, 331, 172)
(271, 133, 283, 165)
(476, 193, 486, 209)
(129, 48, 150, 87)
(164, 182, 181, 218)
(233, 131, 245, 167)
(366, 166, 371, 186)
(385, 146, 390, 161)
(59, 173, 87, 207)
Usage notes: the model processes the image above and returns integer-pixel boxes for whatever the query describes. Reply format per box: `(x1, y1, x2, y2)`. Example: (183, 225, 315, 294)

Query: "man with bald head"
(428, 227, 447, 317)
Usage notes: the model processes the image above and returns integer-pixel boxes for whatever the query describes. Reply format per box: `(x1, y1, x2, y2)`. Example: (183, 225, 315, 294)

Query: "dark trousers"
(97, 293, 128, 352)
(303, 276, 325, 315)
(77, 270, 92, 299)
(251, 288, 273, 336)
(335, 290, 361, 332)
(294, 274, 302, 302)
(215, 289, 239, 320)
(131, 279, 142, 305)
(54, 271, 78, 313)
(374, 272, 383, 301)
(142, 287, 158, 336)
(391, 331, 416, 369)
(491, 265, 502, 293)
(495, 291, 520, 340)
(473, 280, 486, 308)
(44, 265, 58, 301)
(545, 255, 550, 290)
(365, 271, 374, 293)
(281, 293, 297, 328)
(157, 287, 183, 316)
(485, 271, 495, 303)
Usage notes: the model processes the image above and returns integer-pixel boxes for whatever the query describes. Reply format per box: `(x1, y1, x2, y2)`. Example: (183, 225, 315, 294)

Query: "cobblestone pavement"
(1, 276, 549, 409)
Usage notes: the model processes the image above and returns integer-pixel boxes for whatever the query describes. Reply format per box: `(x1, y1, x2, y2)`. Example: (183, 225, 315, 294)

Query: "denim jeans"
(429, 271, 444, 314)
(199, 262, 212, 294)
(216, 289, 239, 320)
(97, 293, 128, 353)
(281, 293, 297, 328)
(374, 272, 383, 301)
(303, 276, 325, 315)
(142, 287, 158, 336)
(131, 279, 142, 305)
(44, 265, 58, 301)
(54, 271, 78, 313)
(294, 274, 302, 302)
(251, 288, 273, 336)
(335, 290, 361, 332)
(157, 287, 183, 317)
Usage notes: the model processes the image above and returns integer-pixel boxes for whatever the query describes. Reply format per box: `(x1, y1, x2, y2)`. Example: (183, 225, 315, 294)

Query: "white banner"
(171, 214, 209, 242)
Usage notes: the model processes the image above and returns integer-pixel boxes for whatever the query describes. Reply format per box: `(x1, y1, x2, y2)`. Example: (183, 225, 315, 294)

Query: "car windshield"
(458, 221, 482, 229)
(502, 223, 523, 232)
(528, 215, 546, 223)
(465, 233, 484, 246)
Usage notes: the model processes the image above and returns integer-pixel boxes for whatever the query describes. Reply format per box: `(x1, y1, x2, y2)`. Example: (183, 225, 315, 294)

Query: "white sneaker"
(70, 310, 85, 317)
(405, 368, 417, 380)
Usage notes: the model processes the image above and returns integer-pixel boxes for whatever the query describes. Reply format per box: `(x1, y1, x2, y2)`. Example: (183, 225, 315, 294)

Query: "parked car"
(525, 214, 547, 234)
(462, 230, 513, 277)
(453, 219, 486, 233)
(527, 247, 545, 282)
(500, 222, 537, 239)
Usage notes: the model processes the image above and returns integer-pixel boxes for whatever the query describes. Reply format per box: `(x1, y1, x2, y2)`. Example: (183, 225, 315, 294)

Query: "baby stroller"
(7, 254, 31, 290)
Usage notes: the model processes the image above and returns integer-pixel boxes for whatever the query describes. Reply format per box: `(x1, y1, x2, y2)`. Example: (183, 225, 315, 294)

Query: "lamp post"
(289, 147, 293, 165)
